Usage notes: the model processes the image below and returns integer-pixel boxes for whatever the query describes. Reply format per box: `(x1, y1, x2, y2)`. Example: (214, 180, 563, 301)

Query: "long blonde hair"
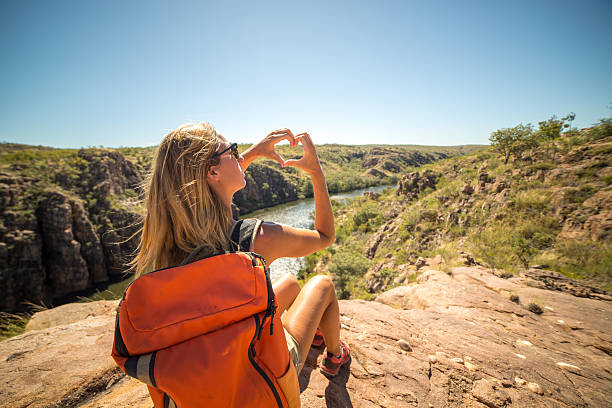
(131, 122, 233, 277)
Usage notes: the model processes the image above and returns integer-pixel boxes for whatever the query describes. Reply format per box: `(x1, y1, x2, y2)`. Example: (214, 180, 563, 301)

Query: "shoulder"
(233, 218, 264, 252)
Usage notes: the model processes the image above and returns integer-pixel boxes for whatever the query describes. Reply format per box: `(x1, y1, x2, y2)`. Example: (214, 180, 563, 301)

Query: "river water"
(245, 184, 392, 280)
(88, 184, 393, 301)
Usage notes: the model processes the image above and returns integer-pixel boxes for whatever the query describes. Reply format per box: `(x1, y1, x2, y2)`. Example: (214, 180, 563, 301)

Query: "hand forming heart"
(258, 129, 322, 175)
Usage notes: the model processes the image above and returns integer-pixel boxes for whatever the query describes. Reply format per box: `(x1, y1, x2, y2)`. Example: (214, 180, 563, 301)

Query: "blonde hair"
(131, 122, 233, 277)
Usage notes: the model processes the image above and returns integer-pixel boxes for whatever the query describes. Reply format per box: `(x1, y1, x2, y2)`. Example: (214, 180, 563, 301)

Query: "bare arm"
(252, 133, 334, 264)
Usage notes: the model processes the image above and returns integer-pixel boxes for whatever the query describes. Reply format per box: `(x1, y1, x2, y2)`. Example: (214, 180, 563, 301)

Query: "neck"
(221, 193, 233, 217)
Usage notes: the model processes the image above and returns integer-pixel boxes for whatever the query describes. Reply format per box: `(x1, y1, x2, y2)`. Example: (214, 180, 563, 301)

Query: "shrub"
(550, 239, 612, 289)
(583, 117, 612, 141)
(0, 312, 29, 340)
(564, 185, 597, 204)
(328, 249, 371, 299)
(469, 225, 516, 271)
(512, 189, 551, 213)
(527, 302, 543, 314)
(509, 294, 520, 303)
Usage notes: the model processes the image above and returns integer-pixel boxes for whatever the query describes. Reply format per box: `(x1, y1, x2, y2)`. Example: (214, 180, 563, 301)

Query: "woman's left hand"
(283, 133, 323, 175)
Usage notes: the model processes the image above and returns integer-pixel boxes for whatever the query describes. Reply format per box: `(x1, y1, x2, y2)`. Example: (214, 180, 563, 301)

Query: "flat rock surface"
(1, 266, 610, 407)
(24, 300, 118, 332)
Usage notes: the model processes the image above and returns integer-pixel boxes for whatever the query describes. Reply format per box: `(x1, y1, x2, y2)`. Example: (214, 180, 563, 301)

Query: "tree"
(489, 123, 534, 164)
(536, 113, 576, 159)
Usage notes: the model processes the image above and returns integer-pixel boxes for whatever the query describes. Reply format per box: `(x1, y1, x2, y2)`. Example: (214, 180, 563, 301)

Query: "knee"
(309, 274, 335, 294)
(286, 273, 300, 292)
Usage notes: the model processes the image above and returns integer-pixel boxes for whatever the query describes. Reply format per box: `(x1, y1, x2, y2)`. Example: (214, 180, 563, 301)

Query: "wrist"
(308, 165, 325, 178)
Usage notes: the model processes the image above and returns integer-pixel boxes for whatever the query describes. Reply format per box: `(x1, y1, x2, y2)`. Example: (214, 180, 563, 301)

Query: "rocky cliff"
(1, 265, 610, 407)
(0, 149, 142, 312)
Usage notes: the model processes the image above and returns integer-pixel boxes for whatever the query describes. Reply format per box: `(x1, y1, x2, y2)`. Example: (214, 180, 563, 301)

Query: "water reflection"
(246, 184, 393, 280)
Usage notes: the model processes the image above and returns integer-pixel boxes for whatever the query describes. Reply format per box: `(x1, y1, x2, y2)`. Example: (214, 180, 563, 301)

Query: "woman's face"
(210, 137, 246, 195)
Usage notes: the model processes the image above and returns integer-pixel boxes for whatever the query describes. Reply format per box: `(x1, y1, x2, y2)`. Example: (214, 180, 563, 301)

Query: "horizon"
(0, 139, 488, 150)
(1, 0, 611, 148)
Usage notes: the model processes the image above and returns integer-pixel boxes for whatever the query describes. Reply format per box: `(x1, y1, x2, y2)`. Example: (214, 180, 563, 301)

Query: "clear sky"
(1, 0, 611, 148)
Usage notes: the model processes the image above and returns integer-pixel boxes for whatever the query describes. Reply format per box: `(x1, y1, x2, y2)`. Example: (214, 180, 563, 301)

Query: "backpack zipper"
(250, 253, 276, 338)
(249, 314, 283, 408)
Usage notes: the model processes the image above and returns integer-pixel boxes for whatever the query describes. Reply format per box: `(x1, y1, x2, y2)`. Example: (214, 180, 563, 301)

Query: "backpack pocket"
(276, 361, 301, 408)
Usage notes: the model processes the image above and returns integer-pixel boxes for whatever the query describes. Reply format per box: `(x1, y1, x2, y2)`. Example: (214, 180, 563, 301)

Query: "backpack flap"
(117, 252, 269, 356)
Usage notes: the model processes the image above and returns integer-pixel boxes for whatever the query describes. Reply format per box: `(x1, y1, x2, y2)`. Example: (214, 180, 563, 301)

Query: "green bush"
(564, 185, 597, 204)
(551, 239, 612, 289)
(328, 249, 371, 299)
(469, 225, 516, 271)
(583, 117, 612, 141)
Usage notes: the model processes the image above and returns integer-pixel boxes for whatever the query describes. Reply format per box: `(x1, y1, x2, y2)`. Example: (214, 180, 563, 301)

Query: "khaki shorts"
(284, 328, 302, 375)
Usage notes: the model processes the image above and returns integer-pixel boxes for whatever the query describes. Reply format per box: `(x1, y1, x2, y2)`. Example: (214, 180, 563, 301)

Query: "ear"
(206, 164, 221, 183)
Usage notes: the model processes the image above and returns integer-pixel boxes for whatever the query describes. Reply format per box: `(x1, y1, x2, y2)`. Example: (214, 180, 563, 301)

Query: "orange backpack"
(111, 220, 300, 407)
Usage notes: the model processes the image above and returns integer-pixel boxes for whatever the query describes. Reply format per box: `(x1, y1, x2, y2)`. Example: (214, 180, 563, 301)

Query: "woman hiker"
(128, 122, 350, 405)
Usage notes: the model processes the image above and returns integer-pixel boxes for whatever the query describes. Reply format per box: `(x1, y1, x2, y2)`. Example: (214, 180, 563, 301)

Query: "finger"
(268, 128, 294, 138)
(269, 130, 295, 146)
(295, 132, 313, 147)
(268, 150, 286, 167)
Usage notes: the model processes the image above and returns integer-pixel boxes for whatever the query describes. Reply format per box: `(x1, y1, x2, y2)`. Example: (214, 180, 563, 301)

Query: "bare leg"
(281, 275, 341, 367)
(272, 273, 301, 315)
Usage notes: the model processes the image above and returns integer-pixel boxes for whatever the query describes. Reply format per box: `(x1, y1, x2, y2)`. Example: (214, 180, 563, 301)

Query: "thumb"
(268, 150, 286, 167)
(283, 158, 302, 168)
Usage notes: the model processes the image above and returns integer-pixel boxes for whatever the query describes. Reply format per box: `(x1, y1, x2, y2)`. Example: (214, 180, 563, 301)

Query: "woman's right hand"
(250, 128, 298, 167)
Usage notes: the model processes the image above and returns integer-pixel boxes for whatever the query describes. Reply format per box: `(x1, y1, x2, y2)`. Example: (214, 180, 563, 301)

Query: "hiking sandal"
(320, 340, 350, 377)
(312, 328, 325, 348)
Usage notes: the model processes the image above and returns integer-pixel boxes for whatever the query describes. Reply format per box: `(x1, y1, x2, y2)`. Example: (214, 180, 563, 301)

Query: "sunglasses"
(213, 142, 239, 160)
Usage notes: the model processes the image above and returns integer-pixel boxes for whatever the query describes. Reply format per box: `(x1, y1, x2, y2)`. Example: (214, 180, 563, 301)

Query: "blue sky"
(1, 0, 611, 148)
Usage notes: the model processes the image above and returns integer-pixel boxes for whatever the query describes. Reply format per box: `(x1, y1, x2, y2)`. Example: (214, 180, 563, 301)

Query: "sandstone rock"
(462, 183, 474, 195)
(527, 382, 543, 395)
(25, 300, 118, 332)
(363, 191, 381, 200)
(3, 265, 612, 407)
(365, 262, 395, 293)
(556, 362, 582, 374)
(464, 361, 478, 371)
(397, 339, 412, 352)
(471, 378, 511, 408)
(522, 268, 609, 299)
(0, 303, 120, 408)
(491, 179, 508, 193)
(397, 170, 439, 200)
(415, 257, 426, 269)
(364, 231, 384, 259)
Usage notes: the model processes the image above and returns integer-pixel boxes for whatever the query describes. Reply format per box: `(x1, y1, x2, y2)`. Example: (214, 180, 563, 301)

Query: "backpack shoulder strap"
(230, 218, 263, 252)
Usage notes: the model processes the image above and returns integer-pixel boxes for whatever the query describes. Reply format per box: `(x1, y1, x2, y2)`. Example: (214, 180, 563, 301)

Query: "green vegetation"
(301, 110, 612, 298)
(0, 312, 29, 340)
(489, 124, 536, 164)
